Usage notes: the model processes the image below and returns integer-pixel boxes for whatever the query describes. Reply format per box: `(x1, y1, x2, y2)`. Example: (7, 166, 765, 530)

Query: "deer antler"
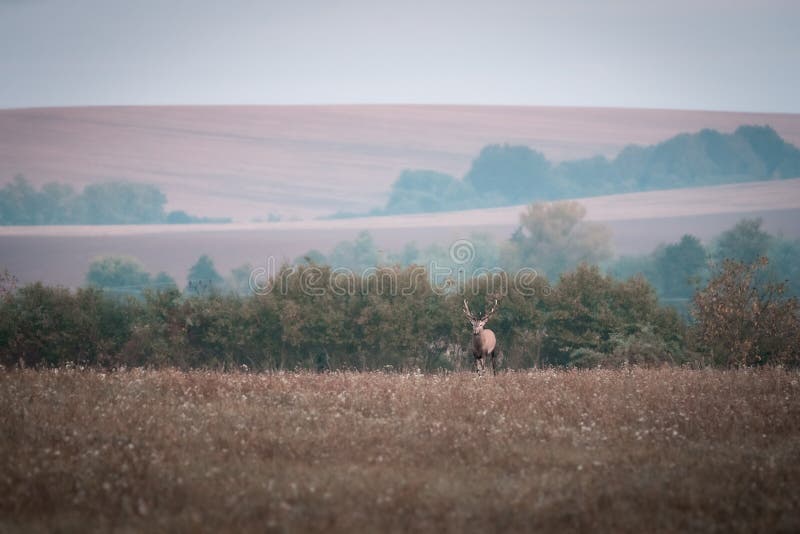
(463, 299, 474, 319)
(483, 299, 499, 320)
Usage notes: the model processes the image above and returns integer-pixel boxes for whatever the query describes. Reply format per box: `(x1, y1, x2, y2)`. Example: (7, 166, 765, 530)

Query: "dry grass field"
(2, 368, 799, 533)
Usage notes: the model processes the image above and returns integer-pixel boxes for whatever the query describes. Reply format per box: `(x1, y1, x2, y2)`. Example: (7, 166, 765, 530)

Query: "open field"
(2, 368, 799, 533)
(2, 105, 800, 220)
(1, 179, 799, 288)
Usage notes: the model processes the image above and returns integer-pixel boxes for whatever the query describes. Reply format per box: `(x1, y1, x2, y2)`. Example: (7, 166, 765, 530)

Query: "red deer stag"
(463, 299, 499, 375)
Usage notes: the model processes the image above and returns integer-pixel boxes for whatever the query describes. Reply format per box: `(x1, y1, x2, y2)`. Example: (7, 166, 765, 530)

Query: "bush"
(0, 264, 689, 370)
(0, 284, 135, 367)
(609, 327, 678, 366)
(691, 257, 800, 367)
(543, 265, 685, 366)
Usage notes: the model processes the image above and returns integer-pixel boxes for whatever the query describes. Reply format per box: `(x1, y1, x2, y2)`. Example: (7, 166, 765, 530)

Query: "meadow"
(1, 367, 798, 533)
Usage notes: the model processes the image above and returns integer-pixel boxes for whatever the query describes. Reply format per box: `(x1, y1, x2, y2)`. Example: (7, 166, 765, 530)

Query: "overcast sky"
(1, 0, 798, 112)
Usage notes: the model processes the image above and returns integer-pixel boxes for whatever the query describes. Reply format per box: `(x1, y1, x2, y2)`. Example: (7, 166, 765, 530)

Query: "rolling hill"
(2, 105, 800, 221)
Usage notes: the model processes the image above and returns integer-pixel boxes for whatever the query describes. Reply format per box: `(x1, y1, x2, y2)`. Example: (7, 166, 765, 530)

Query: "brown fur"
(464, 299, 499, 375)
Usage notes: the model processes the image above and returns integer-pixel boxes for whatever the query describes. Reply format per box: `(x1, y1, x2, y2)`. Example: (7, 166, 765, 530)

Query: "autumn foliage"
(691, 258, 800, 366)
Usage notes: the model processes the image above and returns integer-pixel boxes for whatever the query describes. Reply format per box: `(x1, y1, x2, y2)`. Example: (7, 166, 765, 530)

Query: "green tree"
(0, 175, 38, 224)
(329, 231, 380, 271)
(389, 242, 421, 266)
(735, 125, 800, 178)
(37, 182, 75, 224)
(606, 254, 657, 285)
(552, 155, 616, 197)
(503, 201, 612, 279)
(150, 271, 178, 291)
(544, 264, 684, 367)
(714, 218, 771, 265)
(654, 234, 707, 298)
(86, 256, 151, 292)
(614, 128, 770, 191)
(384, 170, 477, 214)
(228, 263, 255, 295)
(186, 254, 224, 294)
(72, 182, 167, 224)
(463, 144, 554, 204)
(86, 256, 176, 297)
(0, 284, 135, 367)
(767, 237, 800, 297)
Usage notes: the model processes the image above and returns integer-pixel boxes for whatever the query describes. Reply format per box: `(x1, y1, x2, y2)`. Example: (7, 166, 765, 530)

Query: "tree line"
(3, 198, 797, 371)
(0, 175, 230, 225)
(609, 218, 800, 306)
(1, 257, 797, 371)
(81, 204, 800, 309)
(355, 125, 800, 216)
(309, 206, 800, 306)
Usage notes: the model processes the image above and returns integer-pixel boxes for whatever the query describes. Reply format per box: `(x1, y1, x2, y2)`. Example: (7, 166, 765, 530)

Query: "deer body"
(464, 299, 499, 375)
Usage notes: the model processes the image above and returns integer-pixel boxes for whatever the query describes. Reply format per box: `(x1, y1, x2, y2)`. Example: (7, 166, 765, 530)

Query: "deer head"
(463, 298, 498, 336)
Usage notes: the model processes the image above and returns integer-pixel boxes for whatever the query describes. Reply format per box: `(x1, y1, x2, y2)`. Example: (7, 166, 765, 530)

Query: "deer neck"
(473, 330, 484, 349)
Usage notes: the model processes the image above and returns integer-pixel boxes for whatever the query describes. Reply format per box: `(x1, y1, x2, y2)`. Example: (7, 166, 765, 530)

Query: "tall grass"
(2, 368, 798, 532)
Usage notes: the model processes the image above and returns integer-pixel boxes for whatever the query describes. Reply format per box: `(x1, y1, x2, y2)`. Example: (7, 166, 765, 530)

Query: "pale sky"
(1, 0, 798, 112)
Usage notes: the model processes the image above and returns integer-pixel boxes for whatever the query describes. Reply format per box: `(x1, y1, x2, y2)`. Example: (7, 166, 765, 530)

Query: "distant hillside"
(2, 178, 799, 289)
(375, 125, 800, 215)
(2, 106, 800, 221)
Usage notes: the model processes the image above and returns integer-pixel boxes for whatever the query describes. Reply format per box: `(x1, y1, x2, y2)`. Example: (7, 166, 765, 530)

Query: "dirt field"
(1, 368, 798, 533)
(3, 105, 799, 220)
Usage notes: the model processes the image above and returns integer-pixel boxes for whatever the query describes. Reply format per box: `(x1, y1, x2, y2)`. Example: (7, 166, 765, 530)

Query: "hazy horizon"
(1, 0, 799, 113)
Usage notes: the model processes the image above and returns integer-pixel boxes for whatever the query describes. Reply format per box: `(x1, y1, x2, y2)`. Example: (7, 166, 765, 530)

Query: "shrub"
(0, 284, 135, 367)
(691, 257, 800, 367)
(0, 264, 688, 370)
(544, 265, 685, 366)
